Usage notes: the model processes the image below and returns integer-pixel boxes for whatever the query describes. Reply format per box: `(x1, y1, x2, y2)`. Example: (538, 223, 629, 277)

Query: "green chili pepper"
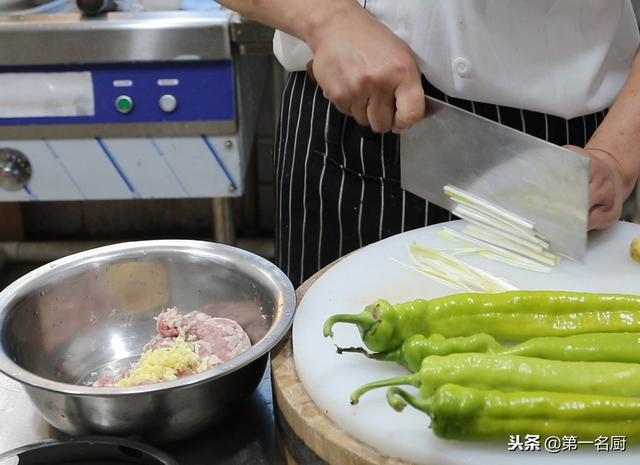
(385, 384, 640, 441)
(339, 333, 502, 371)
(350, 353, 640, 404)
(341, 332, 640, 372)
(323, 291, 640, 352)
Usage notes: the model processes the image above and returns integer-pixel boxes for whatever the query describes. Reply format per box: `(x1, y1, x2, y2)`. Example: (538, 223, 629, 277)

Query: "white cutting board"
(293, 220, 640, 465)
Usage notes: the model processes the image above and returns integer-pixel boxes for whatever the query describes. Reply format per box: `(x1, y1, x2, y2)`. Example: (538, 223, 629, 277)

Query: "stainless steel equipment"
(401, 96, 590, 260)
(0, 366, 285, 464)
(0, 1, 275, 223)
(0, 240, 295, 442)
(0, 148, 32, 191)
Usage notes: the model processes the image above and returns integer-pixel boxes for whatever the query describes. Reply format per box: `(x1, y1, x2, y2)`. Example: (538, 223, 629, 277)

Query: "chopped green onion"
(443, 185, 560, 272)
(406, 243, 517, 293)
(452, 205, 549, 248)
(438, 228, 554, 272)
(461, 226, 560, 266)
(444, 185, 535, 231)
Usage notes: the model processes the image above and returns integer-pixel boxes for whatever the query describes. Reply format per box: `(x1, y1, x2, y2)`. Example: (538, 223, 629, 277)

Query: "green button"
(115, 95, 133, 114)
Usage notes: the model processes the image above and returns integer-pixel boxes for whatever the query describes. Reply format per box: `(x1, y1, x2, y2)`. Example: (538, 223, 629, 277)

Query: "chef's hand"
(565, 145, 626, 230)
(305, 3, 425, 134)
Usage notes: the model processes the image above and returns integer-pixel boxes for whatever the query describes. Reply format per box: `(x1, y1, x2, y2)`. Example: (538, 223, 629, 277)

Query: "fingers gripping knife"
(400, 97, 590, 260)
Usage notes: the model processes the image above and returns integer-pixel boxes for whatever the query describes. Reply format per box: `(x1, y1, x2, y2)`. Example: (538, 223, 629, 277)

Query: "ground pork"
(93, 307, 251, 387)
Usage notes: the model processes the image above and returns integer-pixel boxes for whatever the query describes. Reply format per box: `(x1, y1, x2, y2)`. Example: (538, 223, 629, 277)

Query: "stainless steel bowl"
(0, 240, 295, 442)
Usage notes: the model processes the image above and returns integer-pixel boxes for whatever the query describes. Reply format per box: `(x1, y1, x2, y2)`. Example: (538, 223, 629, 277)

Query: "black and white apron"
(274, 71, 608, 287)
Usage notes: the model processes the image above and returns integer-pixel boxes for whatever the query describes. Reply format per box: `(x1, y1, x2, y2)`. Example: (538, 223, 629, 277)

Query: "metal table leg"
(211, 197, 236, 245)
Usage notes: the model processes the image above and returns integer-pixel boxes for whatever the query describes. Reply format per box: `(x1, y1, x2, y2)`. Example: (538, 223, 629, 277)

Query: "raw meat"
(148, 309, 252, 366)
(93, 307, 252, 387)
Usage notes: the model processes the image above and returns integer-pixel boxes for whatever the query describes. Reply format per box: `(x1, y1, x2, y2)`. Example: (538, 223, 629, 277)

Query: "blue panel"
(0, 61, 235, 126)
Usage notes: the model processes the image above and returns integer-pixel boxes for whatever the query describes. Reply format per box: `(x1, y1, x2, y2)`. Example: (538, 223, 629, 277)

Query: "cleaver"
(400, 97, 590, 260)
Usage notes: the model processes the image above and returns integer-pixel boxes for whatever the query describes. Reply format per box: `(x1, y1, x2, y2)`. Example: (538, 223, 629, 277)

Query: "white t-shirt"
(273, 0, 640, 119)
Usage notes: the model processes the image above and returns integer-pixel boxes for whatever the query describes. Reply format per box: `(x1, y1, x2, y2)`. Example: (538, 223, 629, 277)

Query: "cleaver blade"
(400, 97, 590, 260)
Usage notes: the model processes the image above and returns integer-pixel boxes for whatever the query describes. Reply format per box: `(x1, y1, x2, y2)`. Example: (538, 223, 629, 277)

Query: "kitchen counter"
(0, 364, 285, 464)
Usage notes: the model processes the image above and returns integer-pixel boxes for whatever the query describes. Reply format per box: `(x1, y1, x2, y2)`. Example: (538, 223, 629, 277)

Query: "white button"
(113, 80, 133, 88)
(452, 57, 472, 78)
(159, 94, 178, 113)
(158, 78, 179, 87)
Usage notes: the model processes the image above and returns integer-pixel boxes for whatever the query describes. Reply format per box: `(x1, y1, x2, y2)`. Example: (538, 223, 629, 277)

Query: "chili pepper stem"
(386, 387, 433, 414)
(335, 346, 398, 363)
(368, 351, 399, 362)
(323, 313, 378, 338)
(336, 346, 370, 356)
(350, 374, 419, 405)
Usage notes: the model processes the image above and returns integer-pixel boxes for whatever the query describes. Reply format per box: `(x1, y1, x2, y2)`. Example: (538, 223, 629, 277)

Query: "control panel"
(0, 61, 236, 128)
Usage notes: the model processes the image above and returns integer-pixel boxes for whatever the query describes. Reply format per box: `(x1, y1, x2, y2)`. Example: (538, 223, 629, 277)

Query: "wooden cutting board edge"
(271, 266, 412, 465)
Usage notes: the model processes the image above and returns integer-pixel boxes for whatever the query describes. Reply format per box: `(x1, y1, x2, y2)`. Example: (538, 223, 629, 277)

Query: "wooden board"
(272, 268, 411, 465)
(273, 336, 415, 465)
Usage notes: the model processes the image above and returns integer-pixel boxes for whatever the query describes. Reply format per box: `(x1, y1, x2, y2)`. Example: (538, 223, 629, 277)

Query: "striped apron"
(274, 71, 608, 287)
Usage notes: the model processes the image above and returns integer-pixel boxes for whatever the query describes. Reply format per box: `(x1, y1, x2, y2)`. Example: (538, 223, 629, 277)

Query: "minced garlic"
(116, 337, 207, 387)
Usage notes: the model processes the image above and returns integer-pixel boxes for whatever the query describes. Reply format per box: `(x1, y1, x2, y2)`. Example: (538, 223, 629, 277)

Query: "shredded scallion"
(405, 243, 517, 293)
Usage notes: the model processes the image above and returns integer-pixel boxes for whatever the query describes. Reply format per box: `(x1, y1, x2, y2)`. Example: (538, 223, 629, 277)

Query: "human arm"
(566, 48, 640, 230)
(215, 0, 425, 133)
